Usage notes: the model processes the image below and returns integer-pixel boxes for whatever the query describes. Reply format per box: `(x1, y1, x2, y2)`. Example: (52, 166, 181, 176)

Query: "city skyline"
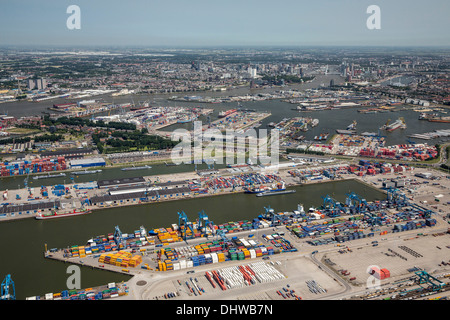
(1, 0, 449, 47)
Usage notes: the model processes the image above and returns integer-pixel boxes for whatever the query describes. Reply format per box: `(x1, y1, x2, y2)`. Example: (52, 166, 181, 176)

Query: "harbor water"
(0, 179, 385, 299)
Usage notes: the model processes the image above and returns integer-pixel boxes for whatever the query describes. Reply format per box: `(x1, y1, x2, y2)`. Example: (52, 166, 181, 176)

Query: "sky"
(0, 0, 449, 47)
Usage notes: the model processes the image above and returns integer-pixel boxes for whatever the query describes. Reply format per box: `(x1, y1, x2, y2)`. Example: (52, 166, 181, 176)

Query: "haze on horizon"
(0, 0, 449, 48)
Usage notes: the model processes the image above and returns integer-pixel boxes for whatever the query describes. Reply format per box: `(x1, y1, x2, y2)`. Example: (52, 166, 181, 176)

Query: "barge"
(256, 189, 296, 197)
(35, 208, 91, 220)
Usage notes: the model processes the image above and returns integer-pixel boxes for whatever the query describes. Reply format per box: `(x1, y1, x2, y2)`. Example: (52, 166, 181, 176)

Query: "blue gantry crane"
(114, 225, 126, 248)
(178, 211, 195, 241)
(345, 192, 382, 226)
(216, 229, 232, 250)
(345, 192, 367, 213)
(386, 187, 408, 208)
(321, 194, 342, 217)
(198, 210, 215, 237)
(262, 205, 285, 226)
(1, 274, 15, 300)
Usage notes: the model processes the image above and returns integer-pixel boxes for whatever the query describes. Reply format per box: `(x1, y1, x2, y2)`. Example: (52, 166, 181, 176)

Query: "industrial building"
(108, 180, 189, 196)
(41, 148, 93, 159)
(0, 200, 61, 216)
(415, 172, 433, 179)
(69, 157, 106, 169)
(97, 177, 146, 189)
(89, 187, 191, 206)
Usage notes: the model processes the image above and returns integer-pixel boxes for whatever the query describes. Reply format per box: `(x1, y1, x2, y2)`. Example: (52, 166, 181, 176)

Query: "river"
(0, 179, 385, 299)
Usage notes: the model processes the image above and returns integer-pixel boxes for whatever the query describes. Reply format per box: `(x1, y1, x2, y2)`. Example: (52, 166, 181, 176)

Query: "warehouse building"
(0, 200, 61, 216)
(89, 187, 191, 206)
(41, 148, 93, 159)
(108, 180, 189, 196)
(415, 172, 433, 179)
(69, 157, 106, 169)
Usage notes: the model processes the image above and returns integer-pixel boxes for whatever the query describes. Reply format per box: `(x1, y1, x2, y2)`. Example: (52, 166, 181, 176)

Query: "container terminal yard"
(5, 157, 447, 301)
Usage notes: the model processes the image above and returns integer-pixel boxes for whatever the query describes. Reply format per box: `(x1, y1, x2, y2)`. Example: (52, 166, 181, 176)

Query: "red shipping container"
(380, 268, 390, 278)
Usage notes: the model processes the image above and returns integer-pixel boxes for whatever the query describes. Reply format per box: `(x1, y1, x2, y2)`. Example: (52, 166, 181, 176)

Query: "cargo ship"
(35, 208, 91, 220)
(33, 172, 66, 180)
(71, 169, 102, 175)
(336, 120, 357, 135)
(380, 118, 406, 132)
(314, 133, 329, 141)
(244, 181, 286, 194)
(121, 165, 152, 171)
(427, 115, 450, 123)
(177, 116, 197, 123)
(130, 102, 152, 111)
(218, 109, 237, 118)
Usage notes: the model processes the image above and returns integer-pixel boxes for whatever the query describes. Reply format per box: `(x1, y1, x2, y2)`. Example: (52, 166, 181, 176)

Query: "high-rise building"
(27, 78, 47, 90)
(248, 67, 257, 78)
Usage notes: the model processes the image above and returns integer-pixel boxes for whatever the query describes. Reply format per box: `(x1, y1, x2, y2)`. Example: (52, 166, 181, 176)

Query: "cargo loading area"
(25, 165, 450, 300)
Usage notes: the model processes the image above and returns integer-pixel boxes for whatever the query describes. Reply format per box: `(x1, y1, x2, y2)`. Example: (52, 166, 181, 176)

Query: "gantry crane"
(198, 210, 215, 237)
(1, 274, 15, 300)
(322, 194, 341, 217)
(178, 211, 195, 241)
(114, 225, 126, 248)
(263, 205, 285, 227)
(216, 229, 232, 250)
(414, 270, 445, 292)
(345, 192, 381, 226)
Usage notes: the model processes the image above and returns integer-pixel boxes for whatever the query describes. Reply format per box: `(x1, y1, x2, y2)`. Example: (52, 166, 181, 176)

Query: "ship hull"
(35, 210, 91, 220)
(256, 190, 296, 197)
(427, 119, 450, 123)
(245, 188, 286, 194)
